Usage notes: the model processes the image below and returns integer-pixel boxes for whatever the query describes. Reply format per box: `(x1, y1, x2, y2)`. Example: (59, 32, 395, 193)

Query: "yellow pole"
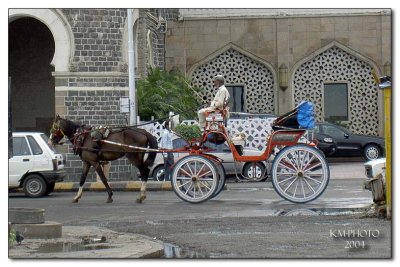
(372, 71, 391, 220)
(384, 87, 391, 220)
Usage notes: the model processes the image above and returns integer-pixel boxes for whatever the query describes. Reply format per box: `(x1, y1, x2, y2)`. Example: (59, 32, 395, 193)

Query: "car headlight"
(323, 137, 333, 143)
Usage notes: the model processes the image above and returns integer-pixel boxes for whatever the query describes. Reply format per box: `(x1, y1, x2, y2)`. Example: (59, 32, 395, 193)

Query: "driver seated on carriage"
(197, 75, 230, 130)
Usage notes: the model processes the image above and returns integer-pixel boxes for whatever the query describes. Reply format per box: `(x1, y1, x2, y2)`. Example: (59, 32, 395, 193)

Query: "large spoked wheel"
(271, 144, 330, 203)
(210, 160, 226, 199)
(171, 155, 219, 203)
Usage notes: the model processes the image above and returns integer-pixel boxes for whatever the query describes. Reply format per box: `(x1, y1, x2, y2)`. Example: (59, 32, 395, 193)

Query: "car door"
(27, 135, 48, 170)
(9, 136, 34, 187)
(321, 124, 360, 156)
(205, 141, 236, 173)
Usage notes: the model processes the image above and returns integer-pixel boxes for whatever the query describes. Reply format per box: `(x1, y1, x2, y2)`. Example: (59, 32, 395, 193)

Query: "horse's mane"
(59, 117, 82, 135)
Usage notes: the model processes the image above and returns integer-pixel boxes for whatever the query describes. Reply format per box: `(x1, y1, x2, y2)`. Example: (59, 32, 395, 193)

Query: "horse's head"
(49, 115, 65, 146)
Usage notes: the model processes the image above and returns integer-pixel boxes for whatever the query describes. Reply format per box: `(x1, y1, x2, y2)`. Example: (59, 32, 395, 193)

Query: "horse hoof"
(72, 199, 78, 203)
(106, 198, 113, 203)
(136, 196, 146, 203)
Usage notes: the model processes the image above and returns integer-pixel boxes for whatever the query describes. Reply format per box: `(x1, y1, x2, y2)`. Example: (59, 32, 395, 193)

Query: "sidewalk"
(9, 225, 165, 258)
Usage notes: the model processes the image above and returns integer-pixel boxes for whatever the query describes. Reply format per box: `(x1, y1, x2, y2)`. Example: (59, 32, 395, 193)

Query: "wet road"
(8, 162, 391, 258)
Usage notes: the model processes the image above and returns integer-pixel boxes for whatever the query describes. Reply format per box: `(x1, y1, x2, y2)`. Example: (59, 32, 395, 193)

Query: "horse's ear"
(56, 114, 60, 119)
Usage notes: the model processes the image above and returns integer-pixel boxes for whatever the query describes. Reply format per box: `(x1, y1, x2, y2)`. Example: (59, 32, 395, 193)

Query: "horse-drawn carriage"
(169, 101, 330, 204)
(49, 101, 329, 204)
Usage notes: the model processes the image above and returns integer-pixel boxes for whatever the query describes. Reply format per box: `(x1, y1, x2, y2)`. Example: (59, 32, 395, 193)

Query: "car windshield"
(40, 134, 58, 153)
(336, 124, 351, 134)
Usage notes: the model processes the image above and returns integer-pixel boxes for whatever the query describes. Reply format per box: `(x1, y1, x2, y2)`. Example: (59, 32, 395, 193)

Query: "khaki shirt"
(210, 85, 230, 110)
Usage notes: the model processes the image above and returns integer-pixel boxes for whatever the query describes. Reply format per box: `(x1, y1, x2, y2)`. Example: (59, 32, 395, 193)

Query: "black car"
(314, 122, 385, 161)
(313, 132, 337, 156)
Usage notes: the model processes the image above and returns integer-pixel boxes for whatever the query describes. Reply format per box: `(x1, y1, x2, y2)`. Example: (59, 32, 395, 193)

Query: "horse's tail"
(144, 131, 158, 167)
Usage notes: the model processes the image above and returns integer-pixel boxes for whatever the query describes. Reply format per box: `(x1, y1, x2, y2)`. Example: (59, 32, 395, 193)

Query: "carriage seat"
(203, 97, 230, 130)
(205, 110, 225, 122)
(204, 107, 230, 131)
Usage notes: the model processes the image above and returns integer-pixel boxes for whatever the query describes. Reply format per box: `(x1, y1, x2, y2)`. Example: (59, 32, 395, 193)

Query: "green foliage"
(137, 67, 201, 121)
(9, 230, 16, 247)
(173, 124, 202, 141)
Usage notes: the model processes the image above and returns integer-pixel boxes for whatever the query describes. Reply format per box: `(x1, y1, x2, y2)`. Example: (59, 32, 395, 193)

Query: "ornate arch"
(9, 9, 74, 72)
(189, 43, 277, 113)
(291, 41, 381, 135)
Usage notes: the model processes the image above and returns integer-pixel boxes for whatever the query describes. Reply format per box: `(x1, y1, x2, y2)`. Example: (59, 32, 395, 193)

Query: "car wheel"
(243, 162, 266, 181)
(152, 165, 165, 181)
(22, 174, 47, 198)
(363, 144, 382, 161)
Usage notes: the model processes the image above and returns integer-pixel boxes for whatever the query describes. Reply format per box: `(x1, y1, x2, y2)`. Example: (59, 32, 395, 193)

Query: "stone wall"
(61, 8, 128, 73)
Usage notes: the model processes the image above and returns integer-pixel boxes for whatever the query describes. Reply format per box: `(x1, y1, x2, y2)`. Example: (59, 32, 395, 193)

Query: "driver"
(197, 75, 230, 128)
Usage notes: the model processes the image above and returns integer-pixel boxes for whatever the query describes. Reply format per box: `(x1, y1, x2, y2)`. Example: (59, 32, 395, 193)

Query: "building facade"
(166, 9, 391, 136)
(9, 8, 175, 181)
(8, 8, 391, 182)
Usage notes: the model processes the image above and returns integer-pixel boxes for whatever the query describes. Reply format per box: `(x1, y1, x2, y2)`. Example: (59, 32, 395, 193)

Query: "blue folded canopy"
(297, 101, 315, 129)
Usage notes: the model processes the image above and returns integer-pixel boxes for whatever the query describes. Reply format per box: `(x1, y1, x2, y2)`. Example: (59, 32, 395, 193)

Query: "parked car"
(364, 158, 386, 179)
(314, 122, 385, 161)
(9, 132, 66, 197)
(363, 158, 386, 202)
(313, 132, 337, 156)
(150, 137, 269, 181)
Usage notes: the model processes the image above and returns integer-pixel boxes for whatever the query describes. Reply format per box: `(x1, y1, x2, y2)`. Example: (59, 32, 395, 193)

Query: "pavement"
(9, 225, 165, 258)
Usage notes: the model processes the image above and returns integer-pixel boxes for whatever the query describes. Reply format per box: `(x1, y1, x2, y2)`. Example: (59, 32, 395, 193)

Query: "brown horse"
(49, 115, 158, 203)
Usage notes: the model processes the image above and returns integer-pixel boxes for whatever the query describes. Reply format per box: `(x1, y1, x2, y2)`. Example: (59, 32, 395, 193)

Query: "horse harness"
(51, 118, 155, 154)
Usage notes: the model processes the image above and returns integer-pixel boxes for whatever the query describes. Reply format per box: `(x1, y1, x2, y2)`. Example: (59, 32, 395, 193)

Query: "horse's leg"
(73, 161, 91, 203)
(136, 166, 150, 203)
(95, 164, 114, 203)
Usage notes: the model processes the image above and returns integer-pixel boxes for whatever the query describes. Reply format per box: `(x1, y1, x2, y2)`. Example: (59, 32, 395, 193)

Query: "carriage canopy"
(273, 101, 315, 130)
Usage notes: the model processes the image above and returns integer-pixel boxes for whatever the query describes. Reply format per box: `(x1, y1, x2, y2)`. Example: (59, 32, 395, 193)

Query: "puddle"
(279, 208, 365, 217)
(36, 242, 111, 253)
(163, 242, 222, 258)
(283, 209, 319, 216)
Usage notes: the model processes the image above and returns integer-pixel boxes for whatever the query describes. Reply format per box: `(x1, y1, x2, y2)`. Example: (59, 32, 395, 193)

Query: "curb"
(9, 225, 165, 258)
(54, 181, 172, 192)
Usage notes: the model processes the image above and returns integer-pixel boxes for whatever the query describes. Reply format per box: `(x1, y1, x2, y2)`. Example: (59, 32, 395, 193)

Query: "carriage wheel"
(271, 144, 330, 203)
(210, 160, 226, 199)
(171, 155, 219, 203)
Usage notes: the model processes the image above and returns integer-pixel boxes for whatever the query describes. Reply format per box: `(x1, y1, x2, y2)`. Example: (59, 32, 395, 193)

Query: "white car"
(9, 132, 66, 197)
(149, 137, 271, 181)
(364, 158, 386, 179)
(363, 158, 386, 191)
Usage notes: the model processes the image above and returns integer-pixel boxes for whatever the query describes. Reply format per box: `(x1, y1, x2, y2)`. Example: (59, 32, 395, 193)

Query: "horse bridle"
(49, 119, 65, 145)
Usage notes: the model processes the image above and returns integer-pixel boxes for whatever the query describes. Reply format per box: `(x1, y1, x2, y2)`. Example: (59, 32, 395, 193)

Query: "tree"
(137, 68, 201, 121)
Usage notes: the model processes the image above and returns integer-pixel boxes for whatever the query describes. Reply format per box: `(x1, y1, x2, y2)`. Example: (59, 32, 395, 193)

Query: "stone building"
(9, 8, 176, 181)
(8, 8, 391, 182)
